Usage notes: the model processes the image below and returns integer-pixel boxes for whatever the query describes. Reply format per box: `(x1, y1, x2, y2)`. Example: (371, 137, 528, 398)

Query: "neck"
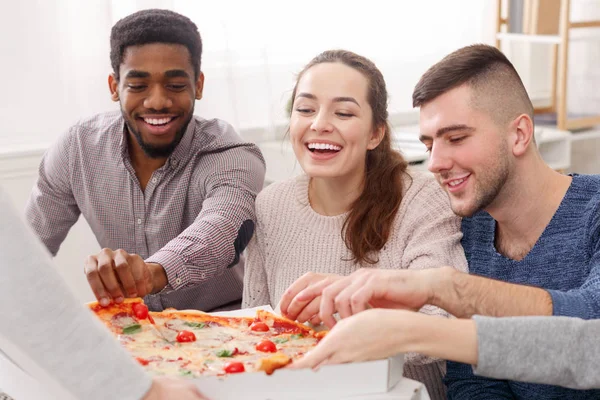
(487, 155, 572, 243)
(127, 132, 168, 190)
(309, 171, 365, 216)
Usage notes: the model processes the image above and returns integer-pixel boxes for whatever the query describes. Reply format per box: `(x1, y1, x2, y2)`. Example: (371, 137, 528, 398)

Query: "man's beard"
(453, 151, 510, 218)
(124, 110, 194, 159)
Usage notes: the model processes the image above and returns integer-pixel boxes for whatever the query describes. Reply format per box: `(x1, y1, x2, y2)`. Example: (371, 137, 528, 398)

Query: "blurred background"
(1, 0, 599, 301)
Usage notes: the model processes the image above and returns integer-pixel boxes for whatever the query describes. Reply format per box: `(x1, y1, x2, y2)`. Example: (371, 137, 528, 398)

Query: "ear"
(108, 73, 119, 102)
(367, 124, 386, 150)
(194, 72, 205, 100)
(510, 114, 534, 157)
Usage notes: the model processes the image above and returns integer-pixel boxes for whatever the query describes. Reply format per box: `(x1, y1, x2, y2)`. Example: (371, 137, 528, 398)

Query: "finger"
(84, 255, 111, 306)
(319, 278, 352, 328)
(287, 277, 340, 321)
(349, 284, 375, 316)
(309, 313, 322, 326)
(294, 277, 337, 302)
(334, 280, 367, 320)
(114, 250, 138, 298)
(96, 249, 124, 302)
(289, 340, 335, 370)
(129, 254, 152, 297)
(295, 296, 322, 324)
(279, 273, 316, 318)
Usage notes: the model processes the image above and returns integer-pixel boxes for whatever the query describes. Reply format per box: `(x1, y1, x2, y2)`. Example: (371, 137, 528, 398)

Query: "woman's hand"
(290, 308, 419, 369)
(278, 272, 343, 324)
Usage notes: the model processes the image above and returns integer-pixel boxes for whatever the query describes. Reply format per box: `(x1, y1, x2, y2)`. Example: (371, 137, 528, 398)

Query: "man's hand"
(313, 268, 438, 328)
(143, 377, 208, 400)
(84, 248, 168, 306)
(278, 272, 343, 325)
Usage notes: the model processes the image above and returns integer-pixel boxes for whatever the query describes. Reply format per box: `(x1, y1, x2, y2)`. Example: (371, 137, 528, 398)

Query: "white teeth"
(143, 117, 173, 125)
(307, 143, 342, 151)
(448, 177, 466, 187)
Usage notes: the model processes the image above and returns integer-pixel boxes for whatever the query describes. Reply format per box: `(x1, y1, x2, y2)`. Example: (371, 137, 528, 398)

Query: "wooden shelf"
(496, 33, 561, 44)
(496, 0, 600, 131)
(496, 32, 600, 44)
(568, 128, 600, 142)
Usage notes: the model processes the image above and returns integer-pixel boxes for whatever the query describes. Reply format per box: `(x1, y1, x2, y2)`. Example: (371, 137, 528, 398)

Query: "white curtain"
(1, 0, 496, 150)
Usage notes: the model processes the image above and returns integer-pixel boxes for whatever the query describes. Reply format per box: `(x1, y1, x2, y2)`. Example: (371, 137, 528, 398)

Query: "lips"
(138, 116, 178, 136)
(304, 141, 343, 161)
(443, 174, 471, 193)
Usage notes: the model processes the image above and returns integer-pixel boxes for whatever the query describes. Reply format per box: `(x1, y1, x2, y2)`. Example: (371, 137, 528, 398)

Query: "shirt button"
(201, 273, 206, 279)
(137, 218, 142, 225)
(175, 278, 182, 285)
(152, 177, 158, 184)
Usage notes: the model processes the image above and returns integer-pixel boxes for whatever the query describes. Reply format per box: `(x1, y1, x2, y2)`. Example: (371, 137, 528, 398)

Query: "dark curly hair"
(110, 9, 202, 81)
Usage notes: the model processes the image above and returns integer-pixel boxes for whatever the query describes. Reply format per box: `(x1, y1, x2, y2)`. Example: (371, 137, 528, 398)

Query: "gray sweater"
(474, 315, 600, 390)
(0, 187, 151, 400)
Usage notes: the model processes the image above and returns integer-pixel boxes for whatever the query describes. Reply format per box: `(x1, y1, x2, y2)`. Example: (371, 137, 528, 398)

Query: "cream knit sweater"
(242, 170, 467, 400)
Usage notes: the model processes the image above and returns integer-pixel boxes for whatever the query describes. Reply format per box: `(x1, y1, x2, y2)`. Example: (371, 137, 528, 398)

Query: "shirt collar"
(168, 116, 196, 169)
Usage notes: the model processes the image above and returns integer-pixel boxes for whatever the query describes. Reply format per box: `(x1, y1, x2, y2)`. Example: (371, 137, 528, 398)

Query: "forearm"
(25, 180, 80, 256)
(474, 315, 600, 389)
(242, 235, 270, 308)
(430, 267, 553, 318)
(25, 134, 80, 255)
(146, 215, 254, 291)
(399, 312, 478, 366)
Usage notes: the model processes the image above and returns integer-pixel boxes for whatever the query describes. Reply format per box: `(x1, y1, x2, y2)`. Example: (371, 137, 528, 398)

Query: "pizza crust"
(256, 353, 292, 375)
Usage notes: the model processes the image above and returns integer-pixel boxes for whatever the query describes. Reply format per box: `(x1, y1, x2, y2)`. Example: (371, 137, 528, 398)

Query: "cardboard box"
(195, 307, 406, 399)
(0, 307, 419, 400)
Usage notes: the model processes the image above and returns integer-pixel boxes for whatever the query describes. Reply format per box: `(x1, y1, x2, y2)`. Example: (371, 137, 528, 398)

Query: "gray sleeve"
(473, 315, 600, 390)
(0, 187, 152, 400)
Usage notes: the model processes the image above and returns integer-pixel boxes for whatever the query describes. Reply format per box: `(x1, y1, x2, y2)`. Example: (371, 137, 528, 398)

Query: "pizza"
(88, 298, 325, 377)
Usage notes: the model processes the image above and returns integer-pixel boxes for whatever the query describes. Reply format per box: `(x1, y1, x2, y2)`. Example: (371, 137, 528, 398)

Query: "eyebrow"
(295, 92, 361, 107)
(165, 69, 191, 79)
(124, 70, 150, 79)
(123, 69, 191, 80)
(419, 124, 475, 141)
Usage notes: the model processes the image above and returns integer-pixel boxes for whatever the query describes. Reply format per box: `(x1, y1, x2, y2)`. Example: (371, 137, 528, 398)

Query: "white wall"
(1, 0, 499, 151)
(2, 0, 598, 301)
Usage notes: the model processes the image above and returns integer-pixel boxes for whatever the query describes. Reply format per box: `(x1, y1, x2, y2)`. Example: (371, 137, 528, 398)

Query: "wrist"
(407, 314, 478, 365)
(148, 263, 168, 294)
(425, 266, 454, 307)
(387, 310, 429, 354)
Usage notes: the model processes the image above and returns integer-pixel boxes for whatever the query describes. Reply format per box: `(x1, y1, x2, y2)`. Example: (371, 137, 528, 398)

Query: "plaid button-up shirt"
(26, 111, 266, 311)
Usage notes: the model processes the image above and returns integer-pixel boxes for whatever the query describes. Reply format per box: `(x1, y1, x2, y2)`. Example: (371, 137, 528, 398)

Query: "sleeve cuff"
(471, 315, 496, 376)
(547, 289, 591, 318)
(146, 251, 190, 291)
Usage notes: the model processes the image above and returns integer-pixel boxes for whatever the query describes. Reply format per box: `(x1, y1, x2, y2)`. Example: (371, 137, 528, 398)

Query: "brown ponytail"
(291, 50, 408, 264)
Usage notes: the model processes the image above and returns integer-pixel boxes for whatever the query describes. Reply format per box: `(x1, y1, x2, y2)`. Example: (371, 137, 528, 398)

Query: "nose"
(427, 142, 453, 174)
(310, 111, 333, 134)
(143, 85, 173, 110)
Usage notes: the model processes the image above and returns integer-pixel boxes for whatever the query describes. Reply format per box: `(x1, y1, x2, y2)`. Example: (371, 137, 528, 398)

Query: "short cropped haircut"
(413, 44, 534, 127)
(110, 9, 202, 80)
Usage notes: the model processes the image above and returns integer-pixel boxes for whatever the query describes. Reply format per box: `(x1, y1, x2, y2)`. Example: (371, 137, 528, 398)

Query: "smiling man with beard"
(25, 9, 265, 313)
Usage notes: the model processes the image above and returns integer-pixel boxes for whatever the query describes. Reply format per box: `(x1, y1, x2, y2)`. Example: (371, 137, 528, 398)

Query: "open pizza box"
(0, 306, 425, 400)
(192, 306, 408, 400)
